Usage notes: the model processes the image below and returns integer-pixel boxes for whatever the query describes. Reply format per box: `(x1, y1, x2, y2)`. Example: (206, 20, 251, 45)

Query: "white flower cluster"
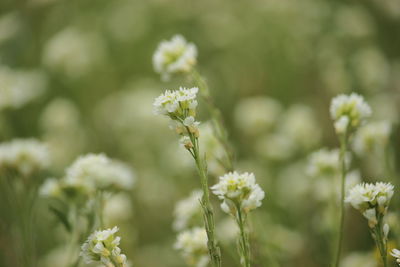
(0, 66, 47, 110)
(330, 93, 372, 134)
(81, 226, 128, 267)
(346, 182, 394, 228)
(391, 249, 400, 265)
(173, 190, 203, 231)
(153, 87, 201, 148)
(307, 148, 341, 177)
(0, 139, 50, 176)
(43, 27, 105, 78)
(353, 121, 391, 155)
(174, 227, 209, 267)
(153, 34, 197, 81)
(40, 153, 135, 199)
(211, 171, 265, 214)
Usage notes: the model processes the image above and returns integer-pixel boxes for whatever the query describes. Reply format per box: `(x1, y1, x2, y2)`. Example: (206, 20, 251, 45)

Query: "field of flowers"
(0, 0, 400, 266)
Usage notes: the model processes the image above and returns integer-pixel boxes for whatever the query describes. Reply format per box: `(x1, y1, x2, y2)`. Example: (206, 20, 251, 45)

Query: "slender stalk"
(189, 133, 222, 267)
(236, 207, 251, 267)
(372, 216, 388, 267)
(333, 133, 348, 267)
(191, 69, 234, 172)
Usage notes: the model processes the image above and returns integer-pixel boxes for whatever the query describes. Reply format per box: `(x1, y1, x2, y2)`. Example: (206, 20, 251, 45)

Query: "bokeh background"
(0, 0, 400, 266)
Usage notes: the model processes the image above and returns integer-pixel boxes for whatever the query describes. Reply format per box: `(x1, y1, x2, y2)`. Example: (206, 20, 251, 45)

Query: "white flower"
(80, 226, 128, 267)
(211, 171, 265, 214)
(39, 178, 61, 198)
(0, 66, 47, 110)
(65, 153, 135, 193)
(179, 136, 194, 150)
(174, 227, 209, 267)
(173, 190, 203, 231)
(153, 34, 197, 81)
(346, 182, 394, 227)
(307, 148, 343, 177)
(391, 248, 400, 264)
(0, 138, 50, 176)
(353, 121, 391, 155)
(330, 93, 372, 133)
(153, 87, 199, 119)
(42, 27, 105, 78)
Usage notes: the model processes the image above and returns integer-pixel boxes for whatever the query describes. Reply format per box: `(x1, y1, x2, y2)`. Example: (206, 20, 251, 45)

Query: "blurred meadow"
(0, 0, 400, 266)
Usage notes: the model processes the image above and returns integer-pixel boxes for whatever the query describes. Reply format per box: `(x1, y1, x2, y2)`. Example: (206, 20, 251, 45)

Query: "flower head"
(173, 190, 203, 231)
(346, 182, 394, 227)
(353, 121, 391, 155)
(80, 226, 128, 267)
(330, 93, 371, 134)
(0, 138, 50, 176)
(153, 35, 197, 81)
(211, 171, 265, 214)
(391, 249, 400, 265)
(174, 227, 209, 267)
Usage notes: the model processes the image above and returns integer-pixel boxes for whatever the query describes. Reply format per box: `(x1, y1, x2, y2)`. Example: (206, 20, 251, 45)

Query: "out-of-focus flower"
(353, 121, 391, 155)
(341, 252, 377, 267)
(104, 193, 133, 224)
(0, 66, 47, 110)
(65, 153, 135, 193)
(174, 227, 209, 267)
(278, 104, 321, 151)
(0, 12, 22, 45)
(330, 93, 372, 134)
(81, 226, 128, 267)
(42, 27, 105, 78)
(307, 148, 341, 177)
(153, 35, 197, 81)
(346, 182, 394, 227)
(211, 171, 265, 214)
(39, 178, 61, 198)
(234, 96, 282, 136)
(173, 190, 203, 231)
(0, 138, 49, 176)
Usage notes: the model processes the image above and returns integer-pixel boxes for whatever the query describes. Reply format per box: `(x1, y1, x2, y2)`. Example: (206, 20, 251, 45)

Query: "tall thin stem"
(236, 207, 251, 267)
(333, 133, 348, 267)
(190, 134, 222, 267)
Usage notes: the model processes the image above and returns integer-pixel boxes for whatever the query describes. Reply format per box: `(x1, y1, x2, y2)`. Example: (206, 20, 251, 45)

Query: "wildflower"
(353, 121, 391, 155)
(173, 190, 203, 231)
(80, 226, 128, 267)
(0, 66, 47, 110)
(153, 87, 199, 119)
(174, 227, 209, 267)
(39, 178, 61, 198)
(391, 249, 400, 265)
(346, 182, 394, 226)
(211, 171, 265, 214)
(153, 34, 197, 81)
(65, 153, 135, 193)
(330, 93, 371, 134)
(307, 148, 345, 177)
(0, 138, 50, 176)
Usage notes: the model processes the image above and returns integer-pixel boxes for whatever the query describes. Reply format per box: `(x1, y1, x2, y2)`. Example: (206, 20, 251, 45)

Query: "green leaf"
(49, 205, 71, 232)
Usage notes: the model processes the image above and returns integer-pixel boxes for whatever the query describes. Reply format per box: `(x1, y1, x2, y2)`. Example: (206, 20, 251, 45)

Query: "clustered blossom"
(0, 66, 47, 110)
(346, 182, 394, 228)
(40, 153, 135, 200)
(153, 34, 197, 81)
(330, 93, 372, 134)
(211, 171, 265, 214)
(353, 121, 391, 155)
(153, 87, 201, 148)
(80, 226, 129, 267)
(307, 148, 341, 177)
(391, 249, 400, 265)
(174, 227, 209, 267)
(173, 190, 203, 231)
(0, 138, 50, 176)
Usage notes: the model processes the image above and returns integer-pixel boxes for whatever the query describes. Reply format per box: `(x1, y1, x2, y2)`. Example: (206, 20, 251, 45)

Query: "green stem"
(373, 216, 388, 267)
(191, 134, 222, 267)
(236, 207, 251, 267)
(191, 70, 234, 172)
(333, 133, 348, 267)
(68, 204, 80, 267)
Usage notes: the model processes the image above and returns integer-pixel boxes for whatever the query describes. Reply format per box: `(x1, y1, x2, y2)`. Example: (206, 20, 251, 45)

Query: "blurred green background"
(0, 0, 400, 266)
